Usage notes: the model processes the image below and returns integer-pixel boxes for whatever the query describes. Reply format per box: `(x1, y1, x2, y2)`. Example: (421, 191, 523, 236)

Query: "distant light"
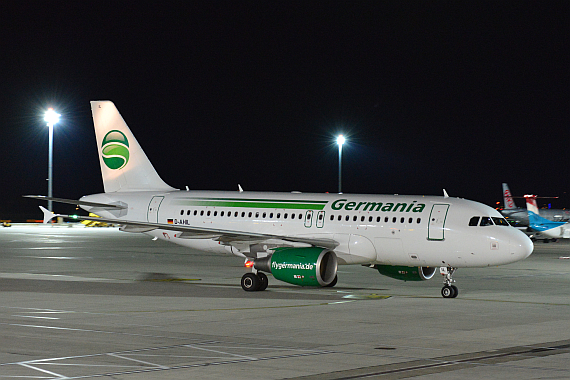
(44, 108, 60, 126)
(336, 134, 346, 146)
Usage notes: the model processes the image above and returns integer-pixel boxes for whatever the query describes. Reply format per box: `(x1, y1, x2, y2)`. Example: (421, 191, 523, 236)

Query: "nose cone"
(510, 229, 534, 260)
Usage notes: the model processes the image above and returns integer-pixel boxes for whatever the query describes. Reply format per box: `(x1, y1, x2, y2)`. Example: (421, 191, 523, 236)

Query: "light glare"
(336, 134, 346, 146)
(44, 108, 60, 126)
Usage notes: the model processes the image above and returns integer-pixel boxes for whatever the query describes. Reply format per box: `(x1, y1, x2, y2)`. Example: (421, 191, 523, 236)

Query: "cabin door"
(428, 204, 449, 240)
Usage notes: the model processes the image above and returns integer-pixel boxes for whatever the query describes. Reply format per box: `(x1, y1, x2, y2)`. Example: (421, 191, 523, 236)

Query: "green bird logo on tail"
(101, 130, 129, 170)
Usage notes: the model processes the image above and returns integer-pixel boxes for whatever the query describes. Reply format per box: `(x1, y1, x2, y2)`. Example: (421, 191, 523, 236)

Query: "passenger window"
(361, 216, 365, 222)
(400, 217, 405, 223)
(408, 217, 413, 223)
(220, 211, 224, 217)
(480, 217, 493, 226)
(248, 212, 252, 218)
(284, 213, 288, 219)
(241, 212, 245, 217)
(330, 215, 334, 221)
(469, 217, 480, 226)
(353, 215, 357, 222)
(186, 210, 191, 215)
(377, 216, 381, 222)
(417, 218, 421, 224)
(345, 215, 349, 221)
(270, 213, 274, 218)
(207, 211, 211, 216)
(385, 217, 389, 223)
(180, 210, 184, 215)
(299, 213, 302, 219)
(369, 216, 373, 222)
(194, 210, 198, 216)
(262, 212, 266, 218)
(255, 212, 259, 218)
(277, 213, 280, 219)
(213, 211, 217, 216)
(392, 217, 397, 223)
(338, 215, 342, 221)
(200, 210, 204, 216)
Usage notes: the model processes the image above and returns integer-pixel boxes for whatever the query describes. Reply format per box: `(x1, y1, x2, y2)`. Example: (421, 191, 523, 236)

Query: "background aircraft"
(525, 194, 570, 241)
(500, 183, 570, 225)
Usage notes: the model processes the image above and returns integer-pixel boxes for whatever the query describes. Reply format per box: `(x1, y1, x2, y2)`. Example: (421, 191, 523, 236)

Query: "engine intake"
(255, 247, 338, 286)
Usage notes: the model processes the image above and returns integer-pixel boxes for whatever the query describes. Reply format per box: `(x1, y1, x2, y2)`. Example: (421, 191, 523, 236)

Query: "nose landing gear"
(440, 267, 458, 298)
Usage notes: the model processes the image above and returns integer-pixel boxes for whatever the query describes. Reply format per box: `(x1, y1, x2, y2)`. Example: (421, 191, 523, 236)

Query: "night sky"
(1, 2, 568, 220)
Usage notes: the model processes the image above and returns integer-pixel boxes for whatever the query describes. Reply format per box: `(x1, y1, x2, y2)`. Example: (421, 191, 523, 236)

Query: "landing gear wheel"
(325, 274, 338, 287)
(441, 285, 456, 298)
(257, 272, 268, 291)
(450, 285, 458, 298)
(241, 273, 260, 291)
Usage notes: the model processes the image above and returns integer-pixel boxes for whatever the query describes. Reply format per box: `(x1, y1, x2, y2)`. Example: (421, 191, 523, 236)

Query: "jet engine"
(374, 265, 436, 281)
(255, 247, 338, 286)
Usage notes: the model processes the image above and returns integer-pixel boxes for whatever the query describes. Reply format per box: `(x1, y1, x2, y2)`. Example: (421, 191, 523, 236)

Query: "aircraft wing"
(40, 208, 339, 250)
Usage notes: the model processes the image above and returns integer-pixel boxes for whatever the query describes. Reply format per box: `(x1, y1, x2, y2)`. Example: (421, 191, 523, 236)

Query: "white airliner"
(525, 195, 570, 240)
(27, 101, 533, 298)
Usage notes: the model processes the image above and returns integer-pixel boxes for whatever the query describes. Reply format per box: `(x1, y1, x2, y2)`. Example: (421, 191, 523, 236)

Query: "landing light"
(244, 260, 254, 268)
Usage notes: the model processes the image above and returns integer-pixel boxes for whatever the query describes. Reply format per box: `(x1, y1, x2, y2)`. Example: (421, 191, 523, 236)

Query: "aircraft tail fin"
(525, 194, 566, 233)
(91, 101, 176, 193)
(502, 183, 516, 209)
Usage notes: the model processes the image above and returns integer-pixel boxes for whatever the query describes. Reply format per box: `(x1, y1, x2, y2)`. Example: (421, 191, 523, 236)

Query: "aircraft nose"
(511, 231, 534, 260)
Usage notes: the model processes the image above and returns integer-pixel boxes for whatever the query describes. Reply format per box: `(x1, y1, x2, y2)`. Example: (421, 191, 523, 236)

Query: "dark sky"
(1, 1, 568, 220)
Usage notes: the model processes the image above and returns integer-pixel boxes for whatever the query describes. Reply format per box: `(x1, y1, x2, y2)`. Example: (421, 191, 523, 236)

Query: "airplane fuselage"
(81, 190, 532, 268)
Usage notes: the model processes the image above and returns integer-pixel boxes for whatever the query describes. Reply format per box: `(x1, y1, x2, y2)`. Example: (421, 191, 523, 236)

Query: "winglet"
(238, 184, 244, 193)
(39, 206, 56, 224)
(443, 189, 449, 198)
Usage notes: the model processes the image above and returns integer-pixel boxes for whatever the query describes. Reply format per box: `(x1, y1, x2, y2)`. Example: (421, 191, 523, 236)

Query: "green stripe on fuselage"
(171, 198, 327, 210)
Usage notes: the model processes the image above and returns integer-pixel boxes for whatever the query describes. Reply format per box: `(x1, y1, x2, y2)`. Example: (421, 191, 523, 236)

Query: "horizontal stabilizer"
(24, 195, 127, 210)
(39, 206, 56, 224)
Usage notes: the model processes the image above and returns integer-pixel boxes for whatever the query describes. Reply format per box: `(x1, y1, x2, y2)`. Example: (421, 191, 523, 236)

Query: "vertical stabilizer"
(91, 101, 176, 193)
(502, 183, 516, 209)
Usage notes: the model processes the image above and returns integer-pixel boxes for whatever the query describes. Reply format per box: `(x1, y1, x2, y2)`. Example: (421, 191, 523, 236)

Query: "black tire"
(257, 272, 268, 291)
(450, 285, 458, 298)
(241, 273, 260, 291)
(325, 274, 338, 287)
(441, 285, 455, 298)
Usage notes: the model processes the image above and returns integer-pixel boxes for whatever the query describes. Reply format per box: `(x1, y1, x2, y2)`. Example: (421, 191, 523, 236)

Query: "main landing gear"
(241, 272, 268, 291)
(440, 266, 458, 298)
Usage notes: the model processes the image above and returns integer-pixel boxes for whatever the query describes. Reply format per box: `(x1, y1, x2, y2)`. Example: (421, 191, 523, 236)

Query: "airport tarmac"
(0, 224, 569, 379)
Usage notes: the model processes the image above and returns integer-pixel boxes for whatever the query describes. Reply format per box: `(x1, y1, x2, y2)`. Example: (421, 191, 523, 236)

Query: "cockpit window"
(469, 217, 480, 226)
(492, 217, 509, 226)
(479, 217, 493, 226)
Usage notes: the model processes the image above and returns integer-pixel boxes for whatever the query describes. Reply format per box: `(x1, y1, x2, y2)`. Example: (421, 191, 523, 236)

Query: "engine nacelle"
(374, 265, 436, 281)
(255, 247, 338, 286)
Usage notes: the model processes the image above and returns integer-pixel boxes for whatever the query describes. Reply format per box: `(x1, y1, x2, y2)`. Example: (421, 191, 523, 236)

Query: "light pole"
(336, 134, 345, 193)
(44, 108, 60, 212)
